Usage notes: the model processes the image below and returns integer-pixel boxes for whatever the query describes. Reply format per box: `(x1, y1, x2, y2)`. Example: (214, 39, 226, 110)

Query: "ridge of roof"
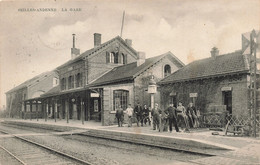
(56, 36, 138, 69)
(89, 51, 184, 87)
(6, 71, 53, 94)
(40, 85, 60, 98)
(133, 51, 184, 78)
(158, 50, 248, 84)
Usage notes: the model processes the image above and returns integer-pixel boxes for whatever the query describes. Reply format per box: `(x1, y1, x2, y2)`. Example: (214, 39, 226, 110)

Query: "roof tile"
(159, 50, 248, 84)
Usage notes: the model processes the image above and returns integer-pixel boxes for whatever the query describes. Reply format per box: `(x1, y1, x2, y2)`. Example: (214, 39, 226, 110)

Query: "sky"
(0, 0, 259, 108)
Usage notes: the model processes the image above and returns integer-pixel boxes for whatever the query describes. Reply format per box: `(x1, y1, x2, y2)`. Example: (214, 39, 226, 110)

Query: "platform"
(1, 118, 260, 164)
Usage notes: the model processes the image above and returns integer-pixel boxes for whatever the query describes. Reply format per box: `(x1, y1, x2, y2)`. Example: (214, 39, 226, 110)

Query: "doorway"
(223, 91, 232, 115)
(170, 95, 177, 108)
(90, 98, 101, 121)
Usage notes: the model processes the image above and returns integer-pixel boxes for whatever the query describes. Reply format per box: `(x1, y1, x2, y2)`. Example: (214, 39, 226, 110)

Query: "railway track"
(64, 133, 207, 165)
(0, 123, 210, 165)
(0, 129, 92, 165)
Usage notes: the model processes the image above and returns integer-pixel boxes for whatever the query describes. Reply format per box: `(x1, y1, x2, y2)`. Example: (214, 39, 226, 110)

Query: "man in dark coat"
(151, 103, 161, 130)
(186, 102, 195, 128)
(165, 103, 179, 133)
(115, 105, 124, 127)
(134, 102, 143, 126)
(142, 104, 150, 126)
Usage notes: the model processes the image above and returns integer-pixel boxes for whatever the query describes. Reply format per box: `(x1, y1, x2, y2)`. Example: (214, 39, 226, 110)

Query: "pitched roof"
(57, 36, 137, 69)
(89, 52, 184, 87)
(40, 85, 60, 98)
(158, 50, 249, 84)
(6, 71, 53, 94)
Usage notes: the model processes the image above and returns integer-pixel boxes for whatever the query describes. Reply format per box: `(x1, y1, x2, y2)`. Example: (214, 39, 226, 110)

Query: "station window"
(106, 52, 120, 64)
(68, 76, 74, 89)
(121, 53, 126, 64)
(76, 73, 82, 88)
(61, 78, 66, 90)
(114, 52, 119, 63)
(164, 64, 171, 77)
(110, 52, 115, 63)
(113, 90, 129, 111)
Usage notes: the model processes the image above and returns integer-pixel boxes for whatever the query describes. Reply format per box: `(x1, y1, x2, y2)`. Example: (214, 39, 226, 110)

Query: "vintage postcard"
(0, 0, 259, 164)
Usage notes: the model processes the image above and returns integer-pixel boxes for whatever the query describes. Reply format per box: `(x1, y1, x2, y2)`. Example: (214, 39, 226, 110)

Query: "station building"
(88, 51, 184, 125)
(22, 33, 184, 125)
(158, 48, 249, 117)
(158, 31, 260, 119)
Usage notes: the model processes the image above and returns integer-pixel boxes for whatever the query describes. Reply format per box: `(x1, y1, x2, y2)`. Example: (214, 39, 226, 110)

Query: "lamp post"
(148, 75, 157, 128)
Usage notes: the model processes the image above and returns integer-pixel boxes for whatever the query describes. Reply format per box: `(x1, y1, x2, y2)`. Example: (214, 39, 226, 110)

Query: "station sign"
(91, 93, 100, 98)
(221, 87, 232, 91)
(148, 85, 157, 94)
(189, 93, 198, 97)
(170, 91, 176, 96)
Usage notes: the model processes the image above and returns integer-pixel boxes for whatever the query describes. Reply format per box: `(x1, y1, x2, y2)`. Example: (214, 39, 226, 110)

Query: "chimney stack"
(210, 47, 219, 58)
(71, 34, 80, 59)
(94, 33, 101, 48)
(125, 39, 132, 47)
(72, 34, 75, 48)
(137, 52, 146, 66)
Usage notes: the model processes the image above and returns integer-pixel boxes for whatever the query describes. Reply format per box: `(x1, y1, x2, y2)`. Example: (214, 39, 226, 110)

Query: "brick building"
(5, 71, 59, 118)
(33, 34, 138, 124)
(158, 47, 252, 118)
(88, 51, 184, 125)
(29, 34, 184, 125)
(158, 31, 260, 120)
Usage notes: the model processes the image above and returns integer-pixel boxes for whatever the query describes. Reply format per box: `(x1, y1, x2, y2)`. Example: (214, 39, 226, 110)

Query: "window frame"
(113, 89, 129, 111)
(164, 64, 171, 78)
(76, 73, 81, 88)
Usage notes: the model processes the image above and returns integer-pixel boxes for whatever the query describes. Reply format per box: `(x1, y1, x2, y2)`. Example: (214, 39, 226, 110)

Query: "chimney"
(94, 33, 101, 48)
(72, 34, 75, 48)
(71, 34, 80, 59)
(137, 52, 146, 66)
(125, 39, 132, 47)
(210, 47, 219, 58)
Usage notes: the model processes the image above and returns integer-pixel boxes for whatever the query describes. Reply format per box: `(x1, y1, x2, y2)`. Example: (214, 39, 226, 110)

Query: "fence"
(201, 112, 259, 136)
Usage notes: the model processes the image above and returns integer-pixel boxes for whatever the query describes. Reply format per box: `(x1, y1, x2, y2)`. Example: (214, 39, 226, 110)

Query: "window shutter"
(106, 52, 110, 63)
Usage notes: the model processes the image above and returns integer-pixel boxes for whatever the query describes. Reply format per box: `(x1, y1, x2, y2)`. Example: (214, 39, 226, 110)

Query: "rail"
(0, 129, 92, 165)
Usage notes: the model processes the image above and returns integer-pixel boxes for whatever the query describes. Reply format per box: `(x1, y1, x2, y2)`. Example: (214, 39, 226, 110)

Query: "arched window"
(109, 52, 119, 64)
(121, 53, 126, 64)
(76, 73, 81, 88)
(110, 52, 115, 63)
(164, 64, 171, 77)
(68, 76, 74, 89)
(114, 52, 119, 63)
(61, 78, 66, 90)
(113, 90, 129, 111)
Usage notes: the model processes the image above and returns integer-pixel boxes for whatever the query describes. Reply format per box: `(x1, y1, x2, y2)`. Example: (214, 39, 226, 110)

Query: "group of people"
(115, 101, 201, 132)
(152, 102, 200, 133)
(115, 103, 151, 127)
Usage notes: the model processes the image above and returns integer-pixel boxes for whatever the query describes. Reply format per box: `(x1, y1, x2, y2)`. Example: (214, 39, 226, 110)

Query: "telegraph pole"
(250, 29, 258, 137)
(117, 11, 125, 64)
(250, 31, 254, 136)
(120, 11, 125, 38)
(253, 30, 257, 137)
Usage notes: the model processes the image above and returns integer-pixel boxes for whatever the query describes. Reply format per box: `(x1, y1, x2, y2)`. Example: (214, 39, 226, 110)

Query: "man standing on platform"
(152, 103, 161, 131)
(142, 104, 150, 126)
(165, 103, 179, 133)
(134, 102, 142, 127)
(115, 105, 124, 127)
(125, 104, 134, 127)
(177, 102, 189, 131)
